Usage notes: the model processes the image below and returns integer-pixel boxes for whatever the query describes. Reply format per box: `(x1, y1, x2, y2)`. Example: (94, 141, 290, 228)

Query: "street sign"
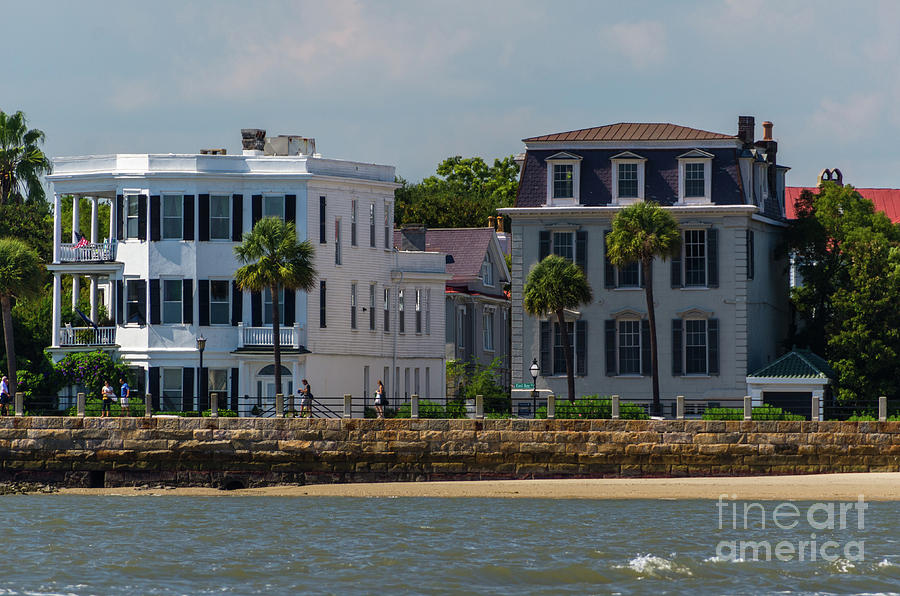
(513, 383, 534, 389)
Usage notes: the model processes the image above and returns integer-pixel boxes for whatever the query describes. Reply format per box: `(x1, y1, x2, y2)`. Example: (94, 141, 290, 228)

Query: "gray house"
(501, 117, 790, 411)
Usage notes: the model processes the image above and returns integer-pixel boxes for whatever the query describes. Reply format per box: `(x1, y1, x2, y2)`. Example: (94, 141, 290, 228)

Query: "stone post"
(611, 395, 620, 419)
(275, 393, 284, 418)
(547, 394, 555, 420)
(811, 394, 820, 422)
(676, 395, 685, 420)
(77, 392, 86, 417)
(475, 394, 484, 419)
(145, 393, 153, 417)
(14, 392, 23, 417)
(879, 396, 887, 422)
(210, 392, 219, 417)
(410, 394, 419, 419)
(343, 394, 352, 419)
(743, 396, 752, 421)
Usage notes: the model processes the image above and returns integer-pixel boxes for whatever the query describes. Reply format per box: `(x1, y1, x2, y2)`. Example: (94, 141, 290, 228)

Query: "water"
(1, 495, 900, 594)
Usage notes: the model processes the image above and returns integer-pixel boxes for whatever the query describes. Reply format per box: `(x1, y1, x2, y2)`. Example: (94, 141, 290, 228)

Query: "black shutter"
(199, 367, 208, 412)
(604, 231, 615, 289)
(115, 280, 123, 325)
(672, 319, 683, 376)
(182, 367, 194, 412)
(116, 195, 124, 240)
(575, 231, 587, 272)
(198, 194, 210, 242)
(747, 229, 754, 280)
(232, 194, 243, 241)
(707, 228, 719, 288)
(251, 291, 262, 327)
(285, 194, 296, 224)
(319, 281, 327, 328)
(135, 280, 147, 325)
(198, 280, 210, 326)
(252, 195, 262, 229)
(138, 195, 148, 241)
(708, 318, 719, 375)
(230, 367, 239, 411)
(575, 320, 587, 376)
(231, 282, 242, 326)
(148, 367, 160, 411)
(182, 279, 193, 324)
(150, 195, 160, 241)
(283, 289, 295, 327)
(671, 247, 682, 288)
(641, 319, 651, 376)
(539, 230, 550, 261)
(539, 321, 551, 376)
(605, 319, 616, 376)
(149, 280, 160, 325)
(183, 195, 194, 241)
(319, 196, 327, 243)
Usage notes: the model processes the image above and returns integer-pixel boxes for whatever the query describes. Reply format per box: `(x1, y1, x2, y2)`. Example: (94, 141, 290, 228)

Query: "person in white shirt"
(0, 376, 9, 416)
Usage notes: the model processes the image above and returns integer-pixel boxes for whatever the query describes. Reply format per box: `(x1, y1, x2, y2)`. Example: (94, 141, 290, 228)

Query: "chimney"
(241, 129, 266, 155)
(496, 216, 505, 233)
(487, 216, 496, 230)
(400, 224, 426, 251)
(817, 168, 844, 186)
(738, 116, 755, 146)
(200, 148, 227, 155)
(762, 121, 773, 141)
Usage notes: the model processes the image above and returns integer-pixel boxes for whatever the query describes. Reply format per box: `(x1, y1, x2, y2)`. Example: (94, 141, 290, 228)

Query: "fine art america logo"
(715, 494, 867, 562)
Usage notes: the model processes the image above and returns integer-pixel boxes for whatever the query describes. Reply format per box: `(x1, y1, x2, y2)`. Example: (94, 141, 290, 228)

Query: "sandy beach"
(50, 472, 900, 500)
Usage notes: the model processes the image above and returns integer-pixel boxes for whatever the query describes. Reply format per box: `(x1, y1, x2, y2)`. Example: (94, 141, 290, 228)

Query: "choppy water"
(1, 494, 899, 594)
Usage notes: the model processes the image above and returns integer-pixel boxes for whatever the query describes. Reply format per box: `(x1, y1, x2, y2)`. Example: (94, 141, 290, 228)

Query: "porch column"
(52, 193, 61, 263)
(51, 273, 62, 348)
(292, 361, 299, 399)
(72, 275, 80, 309)
(89, 275, 98, 322)
(109, 196, 116, 241)
(90, 196, 99, 244)
(71, 195, 80, 242)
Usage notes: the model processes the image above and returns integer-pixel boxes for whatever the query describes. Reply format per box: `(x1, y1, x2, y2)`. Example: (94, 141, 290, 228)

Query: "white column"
(72, 275, 80, 309)
(90, 196, 99, 244)
(52, 193, 61, 263)
(71, 195, 80, 242)
(109, 196, 116, 241)
(51, 273, 62, 347)
(89, 275, 98, 322)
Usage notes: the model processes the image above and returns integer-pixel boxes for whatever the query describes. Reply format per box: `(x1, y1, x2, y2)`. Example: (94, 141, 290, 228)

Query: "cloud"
(808, 94, 885, 140)
(603, 21, 667, 69)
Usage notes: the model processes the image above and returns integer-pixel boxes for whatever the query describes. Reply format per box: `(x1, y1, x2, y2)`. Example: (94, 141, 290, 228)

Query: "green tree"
(523, 254, 593, 402)
(607, 201, 681, 415)
(0, 110, 52, 205)
(55, 350, 131, 399)
(0, 238, 44, 393)
(234, 217, 316, 396)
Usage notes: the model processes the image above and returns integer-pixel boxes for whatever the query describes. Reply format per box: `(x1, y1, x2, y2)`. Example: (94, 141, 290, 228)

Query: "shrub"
(202, 409, 238, 417)
(702, 405, 804, 421)
(535, 395, 649, 420)
(394, 399, 467, 419)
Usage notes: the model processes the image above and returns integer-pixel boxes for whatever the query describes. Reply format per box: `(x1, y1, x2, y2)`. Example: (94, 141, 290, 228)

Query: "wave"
(614, 554, 694, 578)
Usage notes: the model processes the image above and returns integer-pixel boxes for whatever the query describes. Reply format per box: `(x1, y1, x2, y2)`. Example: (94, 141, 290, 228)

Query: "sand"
(50, 472, 900, 500)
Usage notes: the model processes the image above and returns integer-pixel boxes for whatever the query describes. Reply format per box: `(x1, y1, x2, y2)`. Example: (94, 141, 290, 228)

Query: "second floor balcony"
(59, 326, 116, 347)
(58, 241, 117, 263)
(237, 322, 306, 350)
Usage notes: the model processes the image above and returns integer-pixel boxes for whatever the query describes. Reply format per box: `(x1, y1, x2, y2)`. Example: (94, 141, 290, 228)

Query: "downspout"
(391, 249, 402, 402)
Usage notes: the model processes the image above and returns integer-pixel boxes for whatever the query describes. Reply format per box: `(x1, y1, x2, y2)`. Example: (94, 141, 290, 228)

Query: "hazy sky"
(5, 0, 900, 187)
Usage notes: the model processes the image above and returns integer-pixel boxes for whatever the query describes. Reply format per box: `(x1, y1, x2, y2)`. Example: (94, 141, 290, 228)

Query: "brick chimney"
(400, 224, 426, 251)
(738, 116, 755, 146)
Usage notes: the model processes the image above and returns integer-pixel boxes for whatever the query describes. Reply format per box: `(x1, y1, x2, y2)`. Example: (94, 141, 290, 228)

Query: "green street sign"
(513, 383, 535, 389)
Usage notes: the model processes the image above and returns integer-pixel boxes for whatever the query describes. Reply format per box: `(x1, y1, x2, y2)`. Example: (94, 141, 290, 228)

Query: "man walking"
(0, 375, 9, 416)
(119, 377, 130, 416)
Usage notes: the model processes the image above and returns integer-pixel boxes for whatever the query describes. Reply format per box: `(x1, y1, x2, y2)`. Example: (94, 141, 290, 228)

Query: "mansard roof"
(523, 123, 738, 143)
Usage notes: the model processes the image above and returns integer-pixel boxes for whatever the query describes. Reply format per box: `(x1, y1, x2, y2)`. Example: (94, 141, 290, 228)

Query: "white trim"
(676, 149, 715, 159)
(746, 376, 831, 385)
(545, 151, 583, 161)
(524, 139, 740, 151)
(610, 158, 645, 204)
(545, 159, 581, 206)
(499, 205, 759, 217)
(677, 157, 712, 205)
(610, 307, 646, 320)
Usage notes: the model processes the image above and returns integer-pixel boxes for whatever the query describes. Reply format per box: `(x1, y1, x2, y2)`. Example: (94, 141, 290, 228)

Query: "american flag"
(74, 233, 89, 248)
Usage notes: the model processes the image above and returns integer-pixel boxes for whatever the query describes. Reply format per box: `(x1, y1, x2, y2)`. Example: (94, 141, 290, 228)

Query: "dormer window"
(545, 152, 582, 205)
(610, 151, 647, 204)
(481, 253, 494, 287)
(677, 149, 714, 204)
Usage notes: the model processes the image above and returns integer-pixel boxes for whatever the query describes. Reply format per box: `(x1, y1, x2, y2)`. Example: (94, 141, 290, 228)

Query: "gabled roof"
(393, 228, 508, 285)
(523, 123, 737, 143)
(748, 350, 835, 379)
(785, 187, 900, 223)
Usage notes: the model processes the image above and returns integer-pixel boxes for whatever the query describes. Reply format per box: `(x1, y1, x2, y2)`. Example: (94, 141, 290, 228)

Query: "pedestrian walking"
(101, 380, 115, 417)
(119, 377, 130, 417)
(299, 379, 313, 417)
(0, 375, 9, 416)
(374, 379, 386, 419)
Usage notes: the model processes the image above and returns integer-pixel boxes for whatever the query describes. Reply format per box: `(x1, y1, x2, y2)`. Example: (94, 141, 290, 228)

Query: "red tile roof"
(523, 123, 737, 143)
(393, 228, 497, 283)
(785, 187, 900, 223)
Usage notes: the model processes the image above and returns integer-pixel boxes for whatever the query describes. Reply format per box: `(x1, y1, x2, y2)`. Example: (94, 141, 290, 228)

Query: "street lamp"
(196, 334, 206, 413)
(530, 358, 539, 411)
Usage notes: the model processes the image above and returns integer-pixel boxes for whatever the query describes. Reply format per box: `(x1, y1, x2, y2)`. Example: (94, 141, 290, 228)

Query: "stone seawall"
(1, 417, 899, 488)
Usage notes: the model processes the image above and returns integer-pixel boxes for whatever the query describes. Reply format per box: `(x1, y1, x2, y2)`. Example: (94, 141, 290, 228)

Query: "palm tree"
(234, 217, 316, 397)
(523, 254, 593, 402)
(0, 238, 43, 394)
(0, 111, 52, 205)
(607, 201, 681, 416)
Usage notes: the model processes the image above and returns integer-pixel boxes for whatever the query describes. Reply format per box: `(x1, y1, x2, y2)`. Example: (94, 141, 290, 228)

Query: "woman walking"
(101, 380, 116, 417)
(374, 380, 386, 419)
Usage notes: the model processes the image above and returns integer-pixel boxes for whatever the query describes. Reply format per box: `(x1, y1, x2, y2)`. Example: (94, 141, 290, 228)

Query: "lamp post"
(530, 358, 539, 415)
(196, 334, 206, 413)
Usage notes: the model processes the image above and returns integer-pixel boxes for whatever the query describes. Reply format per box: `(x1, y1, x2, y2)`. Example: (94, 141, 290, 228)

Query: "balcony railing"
(237, 323, 304, 349)
(59, 326, 116, 346)
(58, 242, 116, 263)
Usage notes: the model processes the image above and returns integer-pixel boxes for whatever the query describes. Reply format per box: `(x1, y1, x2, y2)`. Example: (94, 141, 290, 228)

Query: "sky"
(4, 0, 900, 188)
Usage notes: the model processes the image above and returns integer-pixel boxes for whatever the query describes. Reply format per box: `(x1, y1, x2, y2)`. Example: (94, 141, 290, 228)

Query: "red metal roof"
(523, 123, 737, 143)
(785, 187, 900, 223)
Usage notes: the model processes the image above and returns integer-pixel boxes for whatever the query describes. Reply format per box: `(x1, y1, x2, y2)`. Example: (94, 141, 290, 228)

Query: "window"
(684, 229, 707, 287)
(618, 262, 641, 288)
(384, 202, 391, 249)
(553, 322, 574, 375)
(398, 289, 405, 334)
(545, 153, 582, 204)
(481, 254, 494, 286)
(319, 281, 326, 328)
(685, 319, 708, 375)
(483, 310, 495, 351)
(334, 218, 342, 265)
(617, 320, 641, 375)
(350, 283, 357, 330)
(553, 232, 574, 262)
(369, 284, 376, 331)
(350, 200, 358, 246)
(263, 287, 286, 325)
(210, 195, 230, 240)
(162, 194, 183, 239)
(264, 195, 284, 220)
(126, 279, 145, 324)
(553, 164, 573, 199)
(383, 287, 390, 332)
(456, 307, 466, 355)
(617, 163, 638, 198)
(415, 289, 422, 333)
(162, 279, 182, 324)
(685, 163, 705, 198)
(369, 203, 376, 247)
(319, 196, 327, 243)
(209, 280, 229, 325)
(125, 195, 140, 239)
(162, 368, 182, 411)
(208, 368, 228, 399)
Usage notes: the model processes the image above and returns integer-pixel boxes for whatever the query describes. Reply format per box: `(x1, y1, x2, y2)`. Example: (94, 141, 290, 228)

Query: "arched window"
(258, 364, 291, 377)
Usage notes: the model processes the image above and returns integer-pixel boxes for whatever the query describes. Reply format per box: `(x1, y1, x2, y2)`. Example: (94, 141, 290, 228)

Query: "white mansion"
(47, 130, 448, 413)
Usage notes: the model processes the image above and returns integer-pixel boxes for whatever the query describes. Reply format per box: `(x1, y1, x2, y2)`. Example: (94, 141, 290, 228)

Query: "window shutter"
(604, 231, 615, 289)
(231, 282, 242, 326)
(230, 367, 239, 410)
(149, 280, 160, 325)
(198, 280, 209, 326)
(641, 319, 651, 376)
(182, 367, 194, 412)
(575, 231, 587, 272)
(150, 195, 160, 241)
(575, 320, 587, 376)
(116, 195, 124, 240)
(232, 194, 243, 241)
(183, 195, 195, 241)
(672, 319, 683, 376)
(671, 250, 682, 288)
(148, 367, 160, 411)
(283, 289, 295, 327)
(605, 319, 616, 376)
(198, 194, 210, 242)
(319, 196, 327, 244)
(285, 194, 296, 224)
(251, 195, 262, 229)
(708, 318, 719, 375)
(538, 231, 550, 261)
(539, 321, 551, 376)
(115, 280, 123, 325)
(136, 280, 147, 325)
(707, 228, 719, 288)
(182, 279, 193, 324)
(747, 229, 754, 280)
(138, 195, 148, 241)
(251, 291, 262, 327)
(199, 366, 209, 413)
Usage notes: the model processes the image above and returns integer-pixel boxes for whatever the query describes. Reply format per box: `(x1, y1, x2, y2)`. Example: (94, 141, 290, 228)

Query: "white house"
(47, 129, 448, 415)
